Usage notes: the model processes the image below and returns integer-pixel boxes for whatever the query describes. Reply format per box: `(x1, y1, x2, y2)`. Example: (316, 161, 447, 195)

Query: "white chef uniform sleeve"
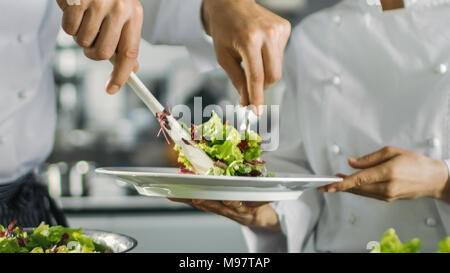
(241, 41, 324, 252)
(436, 160, 450, 234)
(140, 0, 218, 72)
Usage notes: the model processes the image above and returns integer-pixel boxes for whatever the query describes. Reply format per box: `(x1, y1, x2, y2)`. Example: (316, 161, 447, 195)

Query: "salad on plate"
(173, 111, 272, 177)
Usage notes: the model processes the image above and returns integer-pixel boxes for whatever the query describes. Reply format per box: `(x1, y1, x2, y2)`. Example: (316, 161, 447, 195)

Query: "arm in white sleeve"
(241, 40, 324, 252)
(140, 0, 219, 72)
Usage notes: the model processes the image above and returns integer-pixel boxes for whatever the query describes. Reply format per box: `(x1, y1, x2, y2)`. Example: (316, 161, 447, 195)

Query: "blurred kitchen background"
(38, 0, 340, 252)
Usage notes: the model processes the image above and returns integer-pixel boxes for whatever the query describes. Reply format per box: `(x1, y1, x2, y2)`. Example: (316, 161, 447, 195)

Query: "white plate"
(95, 167, 342, 201)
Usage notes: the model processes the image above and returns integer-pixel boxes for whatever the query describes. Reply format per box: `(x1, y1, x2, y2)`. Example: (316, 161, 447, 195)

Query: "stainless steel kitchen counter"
(57, 195, 193, 212)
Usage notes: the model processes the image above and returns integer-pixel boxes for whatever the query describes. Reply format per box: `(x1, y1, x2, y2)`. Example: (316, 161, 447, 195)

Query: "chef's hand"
(56, 0, 143, 94)
(168, 198, 281, 232)
(318, 146, 450, 203)
(202, 0, 291, 113)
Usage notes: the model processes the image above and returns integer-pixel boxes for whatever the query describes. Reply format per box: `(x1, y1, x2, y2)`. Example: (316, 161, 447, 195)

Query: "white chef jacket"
(143, 0, 450, 252)
(241, 0, 450, 253)
(155, 0, 450, 252)
(0, 1, 61, 183)
(0, 0, 210, 184)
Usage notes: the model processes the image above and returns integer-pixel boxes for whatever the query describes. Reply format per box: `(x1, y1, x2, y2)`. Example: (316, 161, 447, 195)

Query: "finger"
(168, 198, 192, 204)
(192, 199, 206, 205)
(317, 173, 347, 193)
(56, 0, 68, 10)
(195, 201, 240, 217)
(216, 49, 249, 106)
(222, 200, 243, 209)
(261, 42, 282, 90)
(346, 188, 388, 202)
(346, 183, 392, 201)
(245, 201, 271, 207)
(328, 164, 390, 192)
(195, 201, 255, 226)
(241, 46, 265, 114)
(107, 17, 142, 94)
(60, 2, 86, 36)
(75, 8, 105, 48)
(349, 146, 401, 169)
(84, 16, 122, 61)
(133, 60, 139, 73)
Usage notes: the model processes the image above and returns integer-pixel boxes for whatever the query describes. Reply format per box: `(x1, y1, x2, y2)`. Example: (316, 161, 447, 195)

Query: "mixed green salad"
(174, 111, 272, 177)
(370, 228, 450, 253)
(0, 220, 110, 253)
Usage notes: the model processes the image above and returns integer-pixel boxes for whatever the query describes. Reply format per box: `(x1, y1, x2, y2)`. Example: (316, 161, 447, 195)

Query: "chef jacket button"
(333, 15, 342, 26)
(348, 214, 357, 225)
(17, 34, 25, 43)
(18, 90, 30, 100)
(427, 137, 440, 148)
(331, 144, 341, 155)
(436, 64, 447, 75)
(331, 75, 341, 86)
(425, 217, 437, 227)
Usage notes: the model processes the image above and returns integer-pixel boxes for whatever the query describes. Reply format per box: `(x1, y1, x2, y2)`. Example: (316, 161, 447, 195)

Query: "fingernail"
(247, 104, 257, 116)
(107, 84, 120, 94)
(348, 157, 357, 162)
(257, 105, 265, 116)
(317, 188, 325, 194)
(328, 187, 337, 193)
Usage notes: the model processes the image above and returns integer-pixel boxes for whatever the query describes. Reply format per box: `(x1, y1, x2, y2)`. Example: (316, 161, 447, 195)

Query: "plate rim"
(95, 166, 343, 183)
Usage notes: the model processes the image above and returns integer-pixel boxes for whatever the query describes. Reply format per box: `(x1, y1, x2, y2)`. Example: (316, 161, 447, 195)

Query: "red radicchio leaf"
(5, 220, 18, 237)
(214, 160, 228, 168)
(156, 111, 171, 145)
(177, 167, 196, 174)
(237, 140, 249, 152)
(17, 237, 27, 247)
(7, 220, 17, 232)
(58, 233, 69, 247)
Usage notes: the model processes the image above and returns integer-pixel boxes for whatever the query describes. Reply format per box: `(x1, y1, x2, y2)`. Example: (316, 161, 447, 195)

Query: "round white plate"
(95, 167, 342, 201)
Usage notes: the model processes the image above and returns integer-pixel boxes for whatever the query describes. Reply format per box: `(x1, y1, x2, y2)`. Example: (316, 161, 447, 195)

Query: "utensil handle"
(126, 72, 164, 115)
(109, 57, 164, 115)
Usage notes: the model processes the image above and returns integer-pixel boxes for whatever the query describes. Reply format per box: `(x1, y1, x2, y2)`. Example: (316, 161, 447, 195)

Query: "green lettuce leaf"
(375, 228, 422, 253)
(26, 222, 98, 253)
(437, 237, 450, 253)
(198, 141, 243, 165)
(243, 146, 261, 162)
(174, 144, 193, 170)
(175, 111, 269, 176)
